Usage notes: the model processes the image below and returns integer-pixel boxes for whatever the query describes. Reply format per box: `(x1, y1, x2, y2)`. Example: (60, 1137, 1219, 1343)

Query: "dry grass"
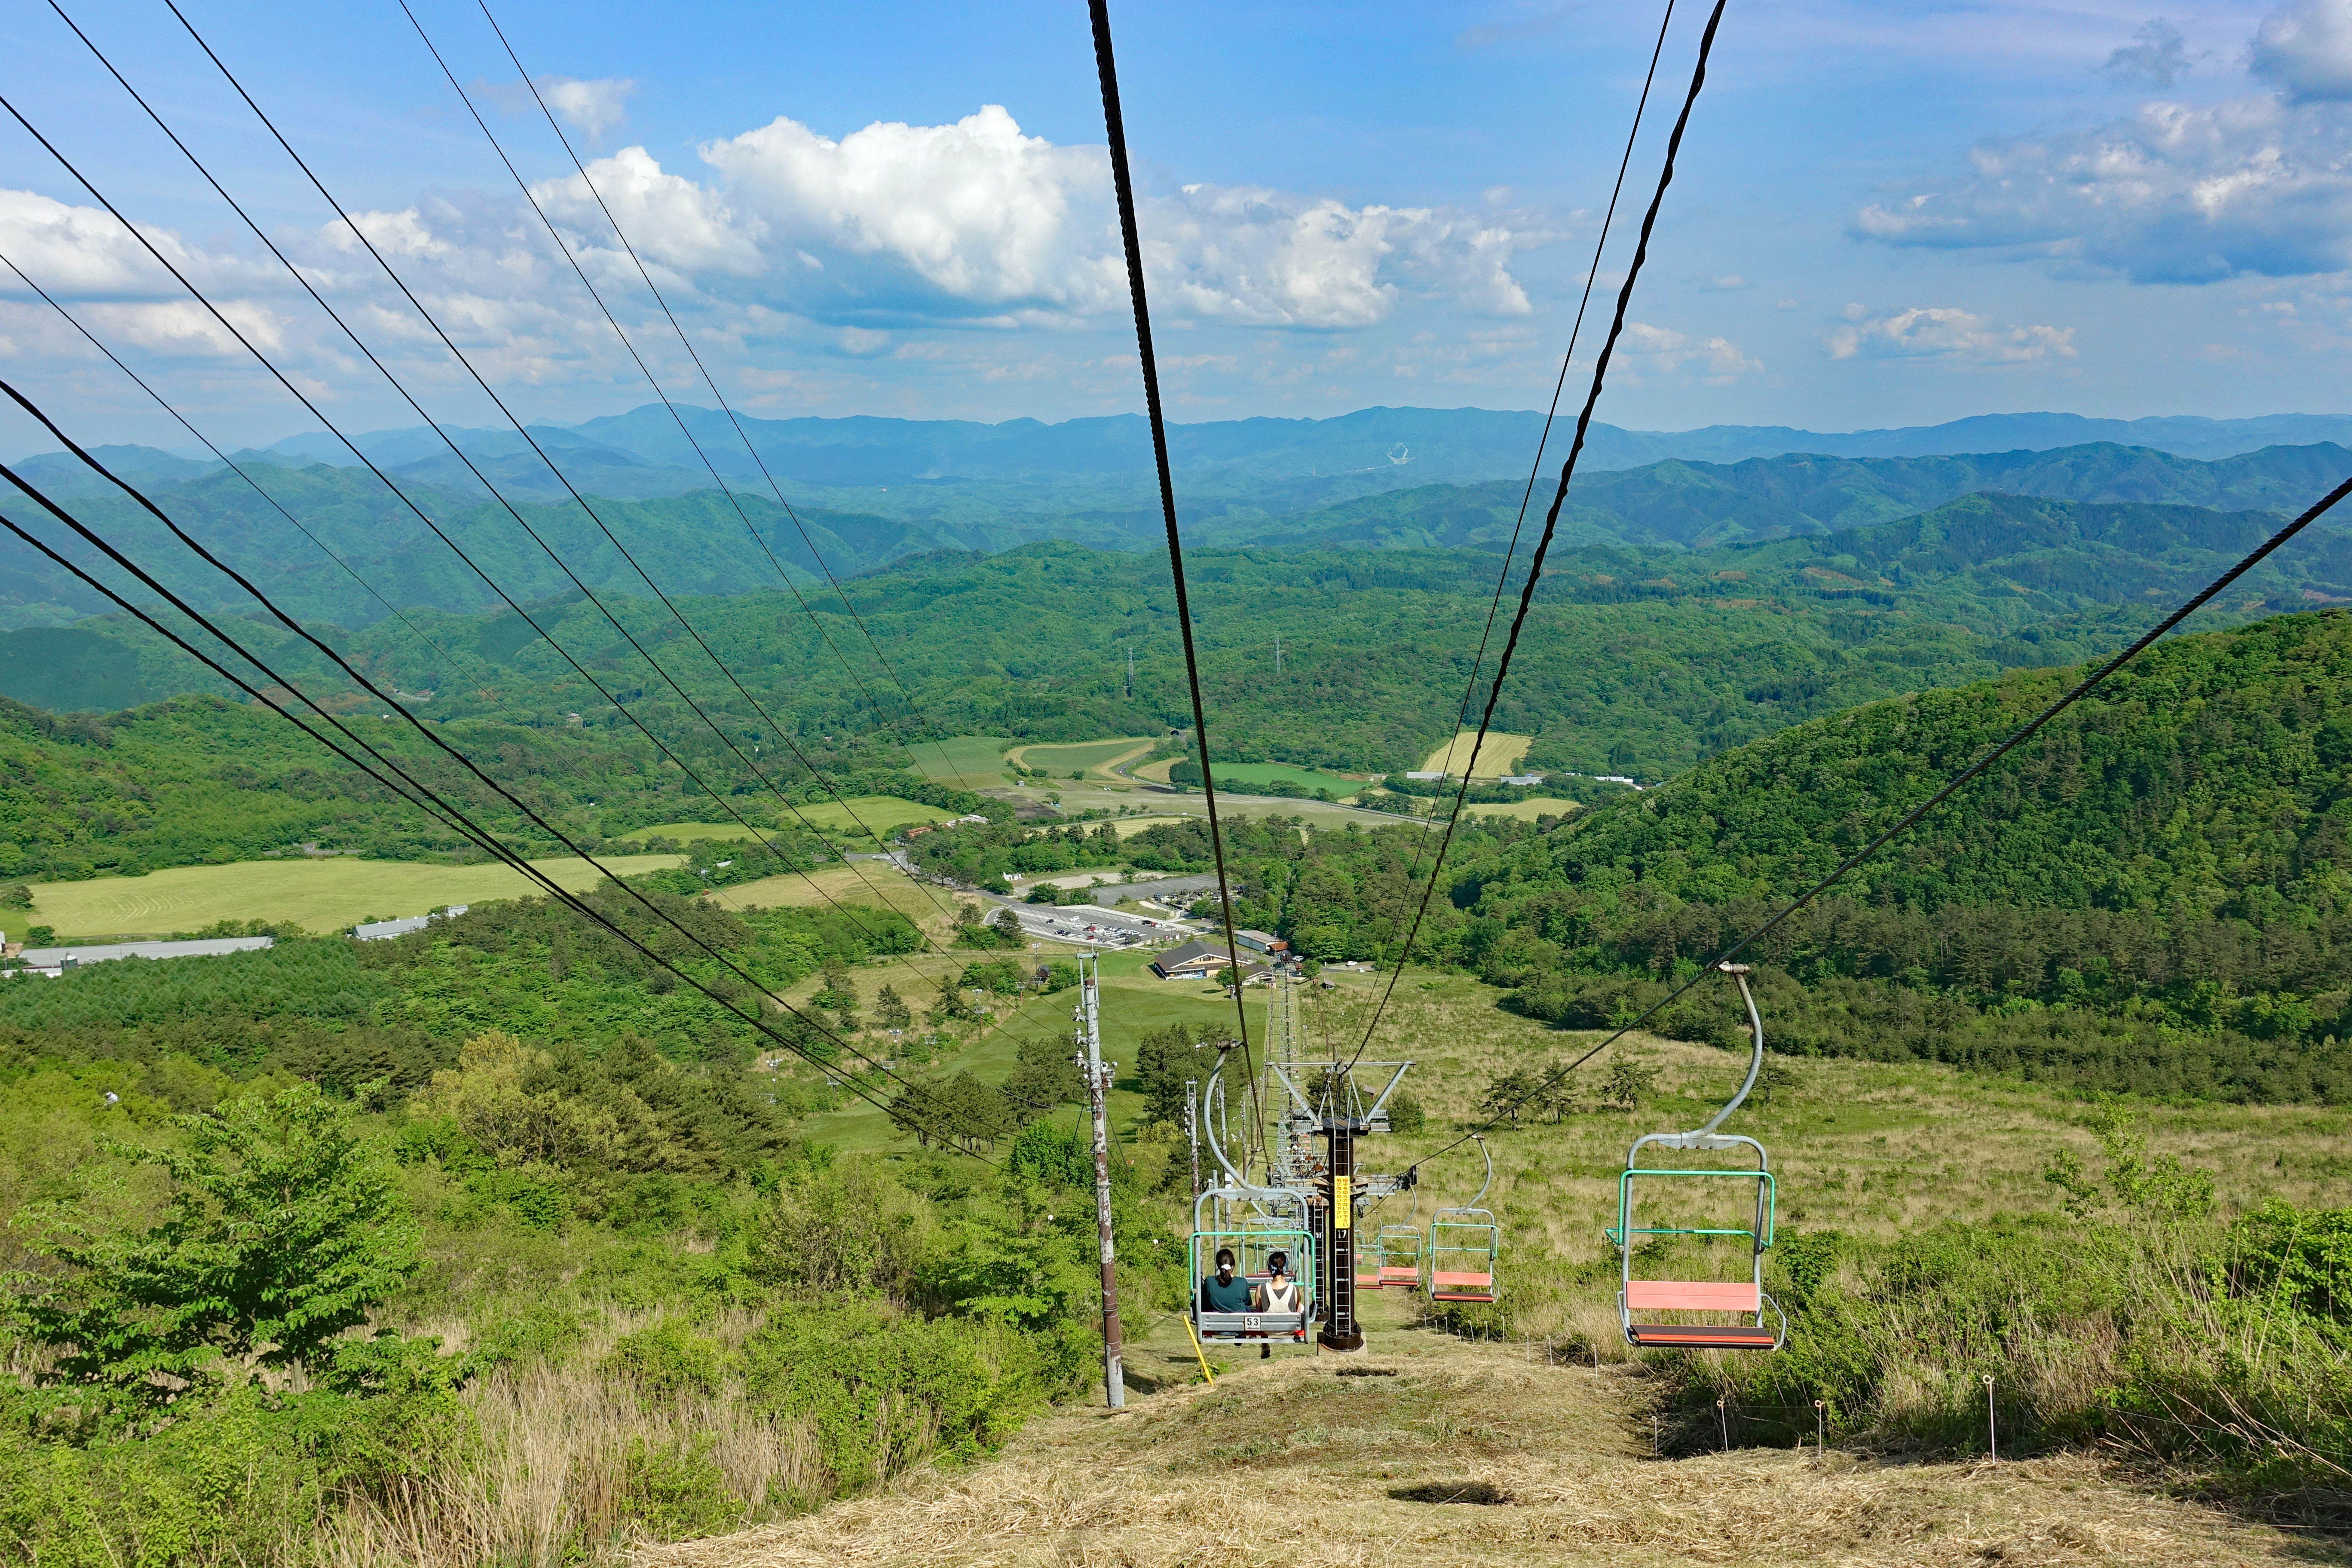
(1419, 731, 1535, 779)
(644, 1327, 2331, 1568)
(316, 1309, 826, 1568)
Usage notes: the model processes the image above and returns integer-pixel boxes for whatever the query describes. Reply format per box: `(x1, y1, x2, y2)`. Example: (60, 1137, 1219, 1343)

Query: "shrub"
(602, 1320, 725, 1402)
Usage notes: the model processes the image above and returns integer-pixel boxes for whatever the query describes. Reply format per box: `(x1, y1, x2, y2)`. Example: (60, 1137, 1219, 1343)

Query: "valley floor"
(646, 1292, 2341, 1568)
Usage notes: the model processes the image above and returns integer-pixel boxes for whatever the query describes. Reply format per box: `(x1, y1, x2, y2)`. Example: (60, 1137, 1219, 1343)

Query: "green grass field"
(20, 853, 687, 941)
(1008, 737, 1157, 778)
(1212, 761, 1368, 798)
(793, 795, 959, 834)
(908, 735, 1012, 790)
(611, 821, 775, 844)
(617, 797, 956, 848)
(1419, 730, 1535, 778)
(1463, 795, 1582, 821)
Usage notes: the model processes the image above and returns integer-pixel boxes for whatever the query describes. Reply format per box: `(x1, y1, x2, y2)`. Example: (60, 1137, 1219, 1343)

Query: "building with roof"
(1150, 939, 1268, 982)
(1234, 928, 1288, 955)
(9, 935, 275, 978)
(354, 906, 469, 941)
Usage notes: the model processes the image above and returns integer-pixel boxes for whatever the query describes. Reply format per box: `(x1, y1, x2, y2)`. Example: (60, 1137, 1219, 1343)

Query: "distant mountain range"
(18, 404, 2352, 513)
(4, 403, 2351, 644)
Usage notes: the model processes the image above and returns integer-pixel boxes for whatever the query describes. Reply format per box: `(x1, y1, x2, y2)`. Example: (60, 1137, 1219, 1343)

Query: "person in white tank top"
(1254, 1250, 1302, 1357)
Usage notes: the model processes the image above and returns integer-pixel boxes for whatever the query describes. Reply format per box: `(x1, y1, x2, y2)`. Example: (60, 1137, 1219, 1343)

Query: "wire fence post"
(1984, 1375, 1997, 1461)
(1813, 1398, 1826, 1462)
(1717, 1396, 1729, 1454)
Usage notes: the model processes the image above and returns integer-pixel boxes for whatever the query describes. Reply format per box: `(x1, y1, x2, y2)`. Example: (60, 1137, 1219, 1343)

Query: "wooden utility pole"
(1185, 1075, 1202, 1204)
(1078, 951, 1126, 1407)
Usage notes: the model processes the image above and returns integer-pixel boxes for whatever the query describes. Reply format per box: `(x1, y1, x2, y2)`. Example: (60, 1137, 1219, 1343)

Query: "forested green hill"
(1438, 612, 2352, 1100)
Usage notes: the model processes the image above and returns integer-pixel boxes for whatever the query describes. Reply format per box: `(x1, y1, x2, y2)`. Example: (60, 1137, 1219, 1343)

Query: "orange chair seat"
(1430, 1269, 1494, 1302)
(1378, 1266, 1421, 1288)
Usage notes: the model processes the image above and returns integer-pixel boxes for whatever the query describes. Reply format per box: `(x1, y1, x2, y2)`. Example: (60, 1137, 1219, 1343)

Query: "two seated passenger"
(1200, 1247, 1304, 1359)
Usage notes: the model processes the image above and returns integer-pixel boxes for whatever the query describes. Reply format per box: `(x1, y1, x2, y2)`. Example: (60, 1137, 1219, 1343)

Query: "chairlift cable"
(0, 251, 466, 678)
(396, 0, 990, 971)
(4, 50, 977, 1031)
(1089, 0, 1264, 1149)
(462, 0, 972, 802)
(0, 453, 997, 1160)
(1345, 0, 1730, 1079)
(122, 0, 944, 946)
(1414, 459, 2352, 1171)
(1395, 0, 1678, 905)
(0, 388, 915, 1089)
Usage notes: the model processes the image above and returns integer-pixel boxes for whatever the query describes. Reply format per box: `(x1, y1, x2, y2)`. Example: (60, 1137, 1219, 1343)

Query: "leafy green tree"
(875, 983, 913, 1032)
(15, 1084, 420, 1405)
(1601, 1053, 1660, 1112)
(1133, 1025, 1205, 1127)
(1477, 1069, 1537, 1127)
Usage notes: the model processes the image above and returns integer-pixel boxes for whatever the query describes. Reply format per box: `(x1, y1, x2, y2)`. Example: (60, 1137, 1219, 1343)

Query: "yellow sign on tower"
(1333, 1175, 1352, 1231)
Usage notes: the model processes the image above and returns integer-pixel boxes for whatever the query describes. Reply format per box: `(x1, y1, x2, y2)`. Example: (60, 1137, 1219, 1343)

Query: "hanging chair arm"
(1697, 964, 1766, 1137)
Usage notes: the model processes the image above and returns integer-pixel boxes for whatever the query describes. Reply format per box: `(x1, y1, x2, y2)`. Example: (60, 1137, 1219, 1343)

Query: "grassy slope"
(659, 962, 2345, 1565)
(649, 1332, 2317, 1568)
(23, 851, 685, 939)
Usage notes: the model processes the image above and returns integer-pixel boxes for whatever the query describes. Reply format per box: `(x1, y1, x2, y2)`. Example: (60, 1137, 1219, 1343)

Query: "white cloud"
(2252, 0, 2352, 100)
(533, 148, 767, 279)
(1621, 322, 1762, 382)
(324, 208, 451, 260)
(1859, 4, 2352, 283)
(702, 106, 1117, 309)
(680, 105, 1541, 327)
(0, 188, 198, 295)
(539, 76, 636, 140)
(1825, 305, 2076, 364)
(1855, 90, 2352, 281)
(2104, 19, 2191, 87)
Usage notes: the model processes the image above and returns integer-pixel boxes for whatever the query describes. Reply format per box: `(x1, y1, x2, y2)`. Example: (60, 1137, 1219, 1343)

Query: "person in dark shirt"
(1200, 1247, 1254, 1314)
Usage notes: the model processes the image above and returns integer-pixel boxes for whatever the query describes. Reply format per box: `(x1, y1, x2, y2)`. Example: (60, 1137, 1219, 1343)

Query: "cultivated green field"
(1419, 730, 1535, 778)
(1463, 795, 1582, 821)
(610, 820, 775, 844)
(908, 735, 1012, 790)
(793, 795, 959, 834)
(1008, 736, 1157, 778)
(20, 853, 687, 940)
(1212, 760, 1369, 798)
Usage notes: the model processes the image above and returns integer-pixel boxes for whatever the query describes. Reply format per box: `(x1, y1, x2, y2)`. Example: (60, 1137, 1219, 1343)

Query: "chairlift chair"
(1608, 963, 1786, 1351)
(1374, 1194, 1426, 1291)
(1188, 1186, 1317, 1343)
(1425, 1136, 1500, 1305)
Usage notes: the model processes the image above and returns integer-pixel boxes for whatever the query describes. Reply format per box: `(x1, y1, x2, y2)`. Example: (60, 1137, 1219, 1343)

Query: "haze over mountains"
(6, 402, 2352, 724)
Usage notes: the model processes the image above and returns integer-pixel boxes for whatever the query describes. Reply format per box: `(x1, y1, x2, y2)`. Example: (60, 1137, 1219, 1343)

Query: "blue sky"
(2, 0, 2349, 453)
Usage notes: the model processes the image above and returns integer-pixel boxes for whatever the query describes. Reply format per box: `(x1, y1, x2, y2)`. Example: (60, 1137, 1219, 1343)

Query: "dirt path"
(644, 1311, 2334, 1568)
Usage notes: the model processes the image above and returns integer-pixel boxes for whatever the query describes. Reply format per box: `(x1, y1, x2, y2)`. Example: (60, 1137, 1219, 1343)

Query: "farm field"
(1209, 760, 1367, 797)
(1007, 736, 1157, 779)
(1463, 794, 1582, 821)
(909, 734, 1012, 790)
(703, 860, 954, 933)
(793, 795, 959, 835)
(1419, 729, 1535, 778)
(19, 852, 686, 940)
(610, 820, 775, 844)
